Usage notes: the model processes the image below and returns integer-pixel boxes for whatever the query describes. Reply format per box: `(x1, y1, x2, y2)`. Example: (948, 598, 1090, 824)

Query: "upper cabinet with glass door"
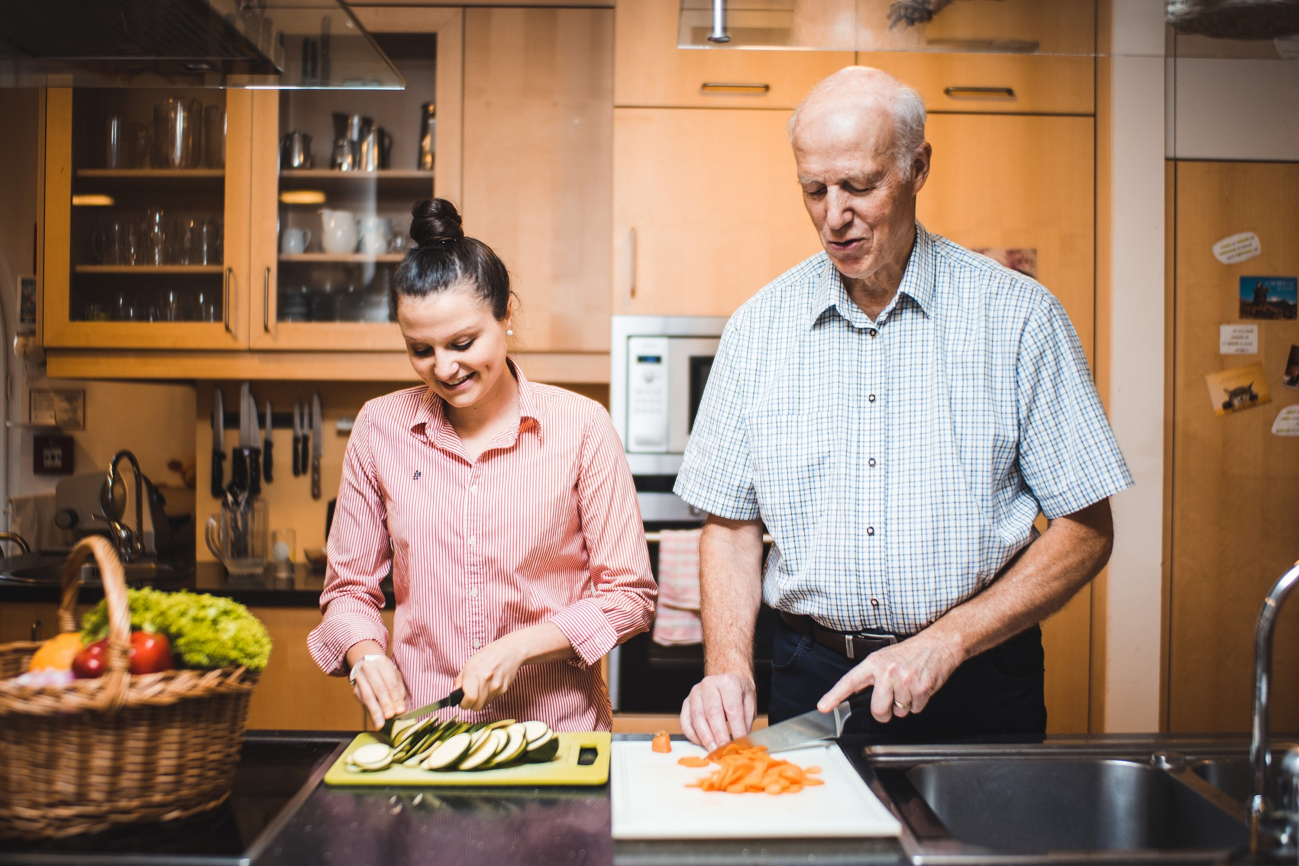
(248, 11, 464, 352)
(42, 88, 254, 349)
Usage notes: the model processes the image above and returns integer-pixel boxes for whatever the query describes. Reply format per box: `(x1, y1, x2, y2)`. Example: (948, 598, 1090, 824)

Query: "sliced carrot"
(677, 755, 710, 768)
(803, 765, 822, 774)
(684, 744, 821, 795)
(651, 730, 672, 753)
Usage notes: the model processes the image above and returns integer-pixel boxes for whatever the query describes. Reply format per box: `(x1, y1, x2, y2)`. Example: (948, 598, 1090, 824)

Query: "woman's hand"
(346, 641, 407, 728)
(455, 623, 577, 712)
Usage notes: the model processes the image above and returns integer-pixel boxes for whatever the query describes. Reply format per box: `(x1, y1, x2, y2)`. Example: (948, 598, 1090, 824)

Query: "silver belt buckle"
(845, 630, 898, 661)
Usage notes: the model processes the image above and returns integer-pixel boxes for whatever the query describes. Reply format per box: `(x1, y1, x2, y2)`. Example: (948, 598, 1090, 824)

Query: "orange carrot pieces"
(684, 745, 821, 795)
(651, 730, 672, 753)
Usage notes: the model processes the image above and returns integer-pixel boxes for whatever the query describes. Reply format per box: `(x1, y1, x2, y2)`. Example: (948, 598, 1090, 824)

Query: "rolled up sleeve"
(307, 409, 393, 676)
(553, 407, 657, 667)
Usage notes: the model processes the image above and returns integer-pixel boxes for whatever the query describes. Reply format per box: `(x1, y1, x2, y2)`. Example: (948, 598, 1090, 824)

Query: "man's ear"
(910, 141, 933, 194)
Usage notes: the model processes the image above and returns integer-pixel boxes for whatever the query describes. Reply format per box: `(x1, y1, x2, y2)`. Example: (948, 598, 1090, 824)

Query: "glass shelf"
(75, 265, 224, 274)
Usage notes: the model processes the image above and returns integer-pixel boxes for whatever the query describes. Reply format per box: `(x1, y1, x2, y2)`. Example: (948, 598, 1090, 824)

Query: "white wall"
(1103, 0, 1168, 732)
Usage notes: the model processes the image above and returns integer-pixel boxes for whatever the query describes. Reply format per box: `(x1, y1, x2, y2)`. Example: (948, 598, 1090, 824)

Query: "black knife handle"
(211, 451, 225, 498)
(291, 435, 301, 476)
(264, 440, 274, 483)
(247, 448, 261, 497)
(231, 448, 248, 494)
(311, 455, 321, 500)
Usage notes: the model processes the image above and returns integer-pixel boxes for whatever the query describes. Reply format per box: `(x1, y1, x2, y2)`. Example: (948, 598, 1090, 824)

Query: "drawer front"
(857, 52, 1095, 115)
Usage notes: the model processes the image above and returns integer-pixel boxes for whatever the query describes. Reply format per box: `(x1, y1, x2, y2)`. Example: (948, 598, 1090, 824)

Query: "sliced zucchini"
(487, 724, 528, 767)
(524, 737, 561, 763)
(483, 718, 516, 732)
(524, 728, 554, 752)
(421, 732, 473, 770)
(522, 720, 550, 744)
(458, 728, 506, 771)
(390, 718, 425, 747)
(350, 743, 395, 771)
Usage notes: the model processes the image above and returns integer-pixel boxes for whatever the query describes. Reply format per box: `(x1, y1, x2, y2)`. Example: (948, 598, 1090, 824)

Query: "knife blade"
(292, 401, 302, 477)
(211, 387, 226, 498)
(244, 388, 262, 497)
(230, 383, 251, 494)
(311, 393, 323, 499)
(378, 687, 465, 743)
(706, 702, 852, 760)
(263, 399, 274, 484)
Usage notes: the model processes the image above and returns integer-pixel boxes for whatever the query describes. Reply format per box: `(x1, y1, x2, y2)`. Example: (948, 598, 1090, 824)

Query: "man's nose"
(824, 187, 854, 231)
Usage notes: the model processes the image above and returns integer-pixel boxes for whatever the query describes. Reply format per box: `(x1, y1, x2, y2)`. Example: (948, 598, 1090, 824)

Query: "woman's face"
(397, 283, 512, 411)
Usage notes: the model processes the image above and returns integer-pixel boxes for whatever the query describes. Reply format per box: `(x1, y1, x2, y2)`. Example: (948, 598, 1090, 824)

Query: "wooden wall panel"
(1169, 161, 1299, 733)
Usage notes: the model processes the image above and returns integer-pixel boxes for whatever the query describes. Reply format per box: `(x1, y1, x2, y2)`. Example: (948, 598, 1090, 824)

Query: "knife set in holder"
(208, 385, 323, 578)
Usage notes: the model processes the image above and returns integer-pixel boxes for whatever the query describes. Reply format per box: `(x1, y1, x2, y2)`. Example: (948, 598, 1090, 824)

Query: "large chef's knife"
(292, 401, 303, 476)
(244, 387, 262, 497)
(263, 399, 274, 484)
(211, 387, 226, 498)
(230, 383, 251, 494)
(378, 687, 466, 743)
(706, 702, 853, 759)
(300, 401, 310, 482)
(311, 392, 323, 500)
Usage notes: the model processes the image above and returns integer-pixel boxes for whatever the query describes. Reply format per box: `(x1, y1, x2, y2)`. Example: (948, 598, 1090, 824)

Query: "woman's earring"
(506, 328, 514, 336)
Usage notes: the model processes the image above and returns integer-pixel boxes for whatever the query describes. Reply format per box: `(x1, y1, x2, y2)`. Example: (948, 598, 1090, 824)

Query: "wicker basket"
(0, 537, 259, 839)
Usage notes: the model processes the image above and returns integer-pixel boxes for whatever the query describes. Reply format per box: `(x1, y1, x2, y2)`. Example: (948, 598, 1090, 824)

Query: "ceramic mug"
(357, 216, 390, 256)
(281, 227, 313, 255)
(319, 209, 358, 255)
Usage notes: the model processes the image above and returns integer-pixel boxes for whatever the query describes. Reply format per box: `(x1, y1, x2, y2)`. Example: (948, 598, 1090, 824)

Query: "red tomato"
(129, 630, 174, 675)
(71, 639, 108, 679)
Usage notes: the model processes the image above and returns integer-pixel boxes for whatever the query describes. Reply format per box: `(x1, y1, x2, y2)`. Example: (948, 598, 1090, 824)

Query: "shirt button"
(870, 598, 880, 608)
(469, 586, 478, 598)
(866, 526, 875, 536)
(868, 394, 876, 403)
(470, 485, 478, 494)
(472, 639, 481, 649)
(868, 458, 877, 467)
(868, 329, 878, 337)
(468, 536, 476, 546)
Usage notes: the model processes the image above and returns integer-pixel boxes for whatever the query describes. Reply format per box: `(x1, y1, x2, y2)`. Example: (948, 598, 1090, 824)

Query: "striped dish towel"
(652, 528, 703, 646)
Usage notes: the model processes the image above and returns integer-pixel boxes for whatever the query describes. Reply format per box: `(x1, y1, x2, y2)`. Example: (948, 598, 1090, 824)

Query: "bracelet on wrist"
(348, 652, 386, 686)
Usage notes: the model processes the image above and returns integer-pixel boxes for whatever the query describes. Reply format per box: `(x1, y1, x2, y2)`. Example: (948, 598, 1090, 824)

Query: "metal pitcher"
(359, 126, 392, 171)
(281, 130, 314, 169)
(153, 97, 202, 169)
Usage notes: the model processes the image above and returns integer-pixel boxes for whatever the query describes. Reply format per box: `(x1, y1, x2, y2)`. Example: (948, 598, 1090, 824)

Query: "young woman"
(308, 199, 656, 731)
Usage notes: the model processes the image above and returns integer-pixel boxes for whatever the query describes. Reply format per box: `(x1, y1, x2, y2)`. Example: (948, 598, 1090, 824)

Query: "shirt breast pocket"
(746, 412, 840, 540)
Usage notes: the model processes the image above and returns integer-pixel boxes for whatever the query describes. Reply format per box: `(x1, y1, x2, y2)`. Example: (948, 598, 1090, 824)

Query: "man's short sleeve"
(1017, 291, 1133, 519)
(673, 318, 760, 520)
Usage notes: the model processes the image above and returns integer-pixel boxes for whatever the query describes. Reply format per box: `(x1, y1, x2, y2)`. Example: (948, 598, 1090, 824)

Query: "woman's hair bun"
(409, 198, 465, 246)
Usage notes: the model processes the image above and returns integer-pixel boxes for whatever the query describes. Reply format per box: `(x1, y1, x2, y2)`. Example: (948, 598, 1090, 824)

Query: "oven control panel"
(626, 336, 670, 453)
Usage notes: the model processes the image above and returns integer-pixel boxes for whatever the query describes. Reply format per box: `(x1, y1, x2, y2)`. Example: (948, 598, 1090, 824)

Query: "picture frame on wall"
(30, 389, 85, 430)
(17, 275, 36, 335)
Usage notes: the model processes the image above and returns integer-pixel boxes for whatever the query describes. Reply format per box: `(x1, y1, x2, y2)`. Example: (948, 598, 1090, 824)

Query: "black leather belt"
(779, 611, 902, 661)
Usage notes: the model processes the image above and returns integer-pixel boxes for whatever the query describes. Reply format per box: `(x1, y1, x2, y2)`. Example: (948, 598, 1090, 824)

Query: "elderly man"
(674, 67, 1131, 748)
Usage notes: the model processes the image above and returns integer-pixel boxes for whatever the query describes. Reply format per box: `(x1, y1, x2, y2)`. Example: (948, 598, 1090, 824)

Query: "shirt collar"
(410, 357, 543, 453)
(806, 221, 936, 330)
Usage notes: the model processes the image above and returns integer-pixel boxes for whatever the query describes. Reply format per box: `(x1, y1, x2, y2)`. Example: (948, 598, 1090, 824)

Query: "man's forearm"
(699, 516, 765, 679)
(925, 498, 1115, 662)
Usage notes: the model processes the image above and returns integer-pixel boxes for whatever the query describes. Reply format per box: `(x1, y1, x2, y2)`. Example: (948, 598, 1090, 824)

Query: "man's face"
(793, 103, 930, 284)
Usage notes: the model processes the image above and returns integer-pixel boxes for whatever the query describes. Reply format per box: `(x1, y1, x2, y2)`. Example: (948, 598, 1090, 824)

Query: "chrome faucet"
(1248, 560, 1299, 857)
(102, 450, 146, 563)
(0, 531, 30, 556)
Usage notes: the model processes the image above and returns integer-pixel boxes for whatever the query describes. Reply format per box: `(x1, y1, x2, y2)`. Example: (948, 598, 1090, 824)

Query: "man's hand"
(817, 632, 962, 722)
(680, 672, 757, 751)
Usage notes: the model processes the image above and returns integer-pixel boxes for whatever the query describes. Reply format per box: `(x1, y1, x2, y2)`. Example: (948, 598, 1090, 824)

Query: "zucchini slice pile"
(345, 718, 561, 773)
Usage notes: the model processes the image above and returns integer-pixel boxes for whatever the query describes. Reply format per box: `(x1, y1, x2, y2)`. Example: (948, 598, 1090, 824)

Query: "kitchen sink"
(858, 737, 1255, 865)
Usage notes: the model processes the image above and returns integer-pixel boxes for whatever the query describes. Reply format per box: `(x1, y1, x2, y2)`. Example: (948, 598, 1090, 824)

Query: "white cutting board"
(610, 740, 901, 840)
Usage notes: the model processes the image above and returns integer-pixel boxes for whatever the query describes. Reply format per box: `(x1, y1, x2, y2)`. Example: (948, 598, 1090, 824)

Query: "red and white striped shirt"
(308, 363, 657, 731)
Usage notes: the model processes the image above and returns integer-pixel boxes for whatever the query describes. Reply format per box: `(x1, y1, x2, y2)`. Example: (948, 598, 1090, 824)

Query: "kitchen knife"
(292, 401, 302, 477)
(230, 383, 251, 494)
(379, 688, 465, 742)
(211, 387, 226, 498)
(244, 387, 262, 497)
(300, 402, 310, 482)
(263, 399, 274, 484)
(706, 702, 853, 760)
(311, 393, 323, 500)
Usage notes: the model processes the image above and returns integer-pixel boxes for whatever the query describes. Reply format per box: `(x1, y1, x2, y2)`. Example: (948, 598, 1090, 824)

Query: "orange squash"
(28, 632, 84, 672)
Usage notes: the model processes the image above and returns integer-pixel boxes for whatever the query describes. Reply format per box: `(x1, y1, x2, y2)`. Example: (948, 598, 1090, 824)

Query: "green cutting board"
(323, 731, 611, 787)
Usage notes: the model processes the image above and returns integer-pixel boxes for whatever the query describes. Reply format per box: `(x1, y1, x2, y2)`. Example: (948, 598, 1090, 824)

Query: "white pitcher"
(319, 208, 358, 255)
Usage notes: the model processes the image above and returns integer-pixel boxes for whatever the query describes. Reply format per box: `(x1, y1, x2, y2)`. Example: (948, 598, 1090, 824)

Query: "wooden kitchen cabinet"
(462, 7, 614, 354)
(612, 107, 823, 316)
(615, 0, 854, 109)
(41, 88, 255, 350)
(247, 8, 462, 352)
(244, 606, 368, 731)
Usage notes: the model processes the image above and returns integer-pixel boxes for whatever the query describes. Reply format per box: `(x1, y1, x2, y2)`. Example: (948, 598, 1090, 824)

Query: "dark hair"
(392, 199, 511, 319)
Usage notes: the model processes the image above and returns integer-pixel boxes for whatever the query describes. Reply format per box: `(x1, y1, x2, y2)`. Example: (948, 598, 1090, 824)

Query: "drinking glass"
(176, 215, 202, 265)
(141, 208, 167, 266)
(204, 105, 226, 169)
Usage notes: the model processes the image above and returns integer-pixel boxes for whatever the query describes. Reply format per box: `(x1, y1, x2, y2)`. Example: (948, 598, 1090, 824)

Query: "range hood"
(0, 0, 404, 89)
(680, 0, 1299, 57)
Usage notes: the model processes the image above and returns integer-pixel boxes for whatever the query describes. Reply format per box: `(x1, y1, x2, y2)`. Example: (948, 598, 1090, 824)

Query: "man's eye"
(802, 186, 826, 198)
(843, 184, 872, 195)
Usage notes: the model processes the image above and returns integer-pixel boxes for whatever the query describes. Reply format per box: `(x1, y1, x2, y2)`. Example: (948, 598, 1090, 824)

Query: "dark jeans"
(768, 615, 1047, 742)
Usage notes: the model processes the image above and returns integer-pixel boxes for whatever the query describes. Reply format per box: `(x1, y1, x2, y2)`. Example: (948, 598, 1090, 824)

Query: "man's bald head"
(789, 67, 927, 180)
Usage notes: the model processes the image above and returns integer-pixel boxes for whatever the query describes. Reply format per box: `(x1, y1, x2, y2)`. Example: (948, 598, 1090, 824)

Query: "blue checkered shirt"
(674, 224, 1132, 635)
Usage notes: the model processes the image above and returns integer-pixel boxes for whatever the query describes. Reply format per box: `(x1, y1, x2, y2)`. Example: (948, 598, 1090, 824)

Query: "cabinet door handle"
(263, 267, 271, 332)
(627, 228, 637, 299)
(224, 267, 233, 333)
(943, 86, 1015, 100)
(701, 82, 770, 95)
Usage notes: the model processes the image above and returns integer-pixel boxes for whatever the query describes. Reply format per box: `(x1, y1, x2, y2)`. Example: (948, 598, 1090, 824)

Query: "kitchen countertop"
(0, 561, 387, 608)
